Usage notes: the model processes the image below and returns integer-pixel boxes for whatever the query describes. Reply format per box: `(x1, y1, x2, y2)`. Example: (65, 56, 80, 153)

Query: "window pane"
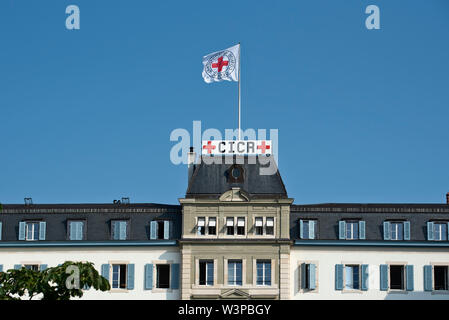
(112, 265, 120, 288)
(156, 265, 170, 288)
(345, 266, 353, 289)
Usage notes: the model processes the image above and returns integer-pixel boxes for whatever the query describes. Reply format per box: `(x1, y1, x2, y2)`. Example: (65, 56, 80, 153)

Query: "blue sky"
(0, 0, 448, 205)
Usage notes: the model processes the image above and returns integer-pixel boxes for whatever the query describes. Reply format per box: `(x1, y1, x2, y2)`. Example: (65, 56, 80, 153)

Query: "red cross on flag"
(202, 44, 240, 83)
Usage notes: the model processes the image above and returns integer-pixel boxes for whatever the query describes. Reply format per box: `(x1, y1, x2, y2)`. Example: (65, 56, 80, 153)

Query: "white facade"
(0, 246, 181, 300)
(290, 245, 449, 300)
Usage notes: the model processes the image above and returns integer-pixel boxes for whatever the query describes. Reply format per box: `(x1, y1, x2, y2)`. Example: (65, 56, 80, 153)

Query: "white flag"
(202, 44, 239, 83)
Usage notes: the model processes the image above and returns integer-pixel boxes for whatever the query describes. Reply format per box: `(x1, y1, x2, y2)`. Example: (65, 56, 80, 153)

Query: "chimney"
(188, 147, 196, 183)
(446, 192, 449, 205)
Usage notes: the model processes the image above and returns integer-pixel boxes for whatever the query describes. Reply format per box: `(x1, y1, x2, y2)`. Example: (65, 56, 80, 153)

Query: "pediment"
(220, 288, 250, 299)
(219, 188, 250, 202)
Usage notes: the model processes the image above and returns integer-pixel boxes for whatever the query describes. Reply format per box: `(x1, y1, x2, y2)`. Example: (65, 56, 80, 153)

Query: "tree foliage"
(0, 261, 110, 300)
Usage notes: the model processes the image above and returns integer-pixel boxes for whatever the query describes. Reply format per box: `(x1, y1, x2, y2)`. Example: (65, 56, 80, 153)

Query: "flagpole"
(238, 42, 241, 140)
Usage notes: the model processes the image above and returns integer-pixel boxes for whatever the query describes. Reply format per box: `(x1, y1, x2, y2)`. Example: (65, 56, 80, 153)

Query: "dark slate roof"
(0, 203, 181, 242)
(290, 203, 449, 241)
(186, 155, 288, 199)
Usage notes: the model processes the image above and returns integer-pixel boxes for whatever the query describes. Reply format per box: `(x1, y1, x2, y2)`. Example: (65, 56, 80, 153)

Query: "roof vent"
(446, 192, 449, 205)
(121, 197, 130, 204)
(24, 197, 33, 206)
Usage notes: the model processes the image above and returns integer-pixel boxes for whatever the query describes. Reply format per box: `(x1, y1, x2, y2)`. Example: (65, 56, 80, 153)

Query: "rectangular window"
(208, 217, 216, 235)
(390, 222, 404, 241)
(344, 265, 360, 290)
(226, 218, 235, 235)
(345, 221, 359, 240)
(301, 220, 317, 239)
(255, 217, 263, 235)
(237, 217, 245, 235)
(197, 217, 206, 236)
(112, 264, 127, 289)
(434, 223, 448, 241)
(199, 260, 214, 286)
(69, 221, 84, 240)
(228, 260, 242, 286)
(266, 217, 274, 235)
(26, 222, 39, 241)
(390, 265, 405, 290)
(24, 264, 39, 271)
(257, 260, 271, 286)
(156, 264, 170, 289)
(434, 266, 449, 291)
(112, 221, 128, 240)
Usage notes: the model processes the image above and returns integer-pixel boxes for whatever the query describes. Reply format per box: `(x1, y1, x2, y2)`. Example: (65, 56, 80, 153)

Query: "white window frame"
(343, 264, 361, 291)
(345, 221, 359, 240)
(434, 223, 448, 241)
(26, 222, 39, 241)
(111, 264, 128, 289)
(390, 222, 404, 241)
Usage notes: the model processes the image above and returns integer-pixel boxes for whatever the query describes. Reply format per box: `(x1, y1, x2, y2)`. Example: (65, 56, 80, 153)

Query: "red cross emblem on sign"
(212, 56, 228, 72)
(257, 141, 271, 154)
(202, 141, 216, 154)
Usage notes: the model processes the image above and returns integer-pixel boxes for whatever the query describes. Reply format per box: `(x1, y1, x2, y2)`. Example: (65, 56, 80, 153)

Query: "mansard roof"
(185, 155, 288, 199)
(0, 203, 182, 242)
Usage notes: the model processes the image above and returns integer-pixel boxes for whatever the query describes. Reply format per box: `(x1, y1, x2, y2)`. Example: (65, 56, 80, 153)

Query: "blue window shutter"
(361, 264, 369, 291)
(380, 264, 388, 291)
(14, 264, 21, 270)
(144, 264, 154, 290)
(300, 263, 306, 289)
(119, 222, 127, 240)
(40, 264, 48, 271)
(309, 221, 315, 240)
(404, 221, 411, 240)
(150, 221, 158, 240)
(0, 265, 3, 272)
(127, 264, 135, 290)
(39, 222, 46, 240)
(69, 222, 75, 240)
(77, 222, 84, 240)
(101, 264, 110, 282)
(0, 222, 2, 240)
(309, 264, 316, 290)
(383, 222, 391, 240)
(164, 221, 170, 240)
(299, 220, 304, 239)
(338, 221, 346, 240)
(406, 265, 414, 291)
(427, 222, 434, 241)
(359, 221, 366, 240)
(19, 222, 26, 240)
(171, 263, 180, 289)
(335, 264, 343, 290)
(424, 265, 433, 291)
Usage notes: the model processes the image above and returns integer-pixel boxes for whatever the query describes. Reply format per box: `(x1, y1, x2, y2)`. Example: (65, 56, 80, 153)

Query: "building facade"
(0, 155, 449, 299)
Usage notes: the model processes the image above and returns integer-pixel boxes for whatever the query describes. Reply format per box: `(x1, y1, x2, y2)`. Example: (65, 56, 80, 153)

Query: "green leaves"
(0, 261, 110, 300)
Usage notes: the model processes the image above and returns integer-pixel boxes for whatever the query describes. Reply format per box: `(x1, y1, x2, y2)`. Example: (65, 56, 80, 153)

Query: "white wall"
(0, 246, 181, 300)
(290, 246, 449, 300)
